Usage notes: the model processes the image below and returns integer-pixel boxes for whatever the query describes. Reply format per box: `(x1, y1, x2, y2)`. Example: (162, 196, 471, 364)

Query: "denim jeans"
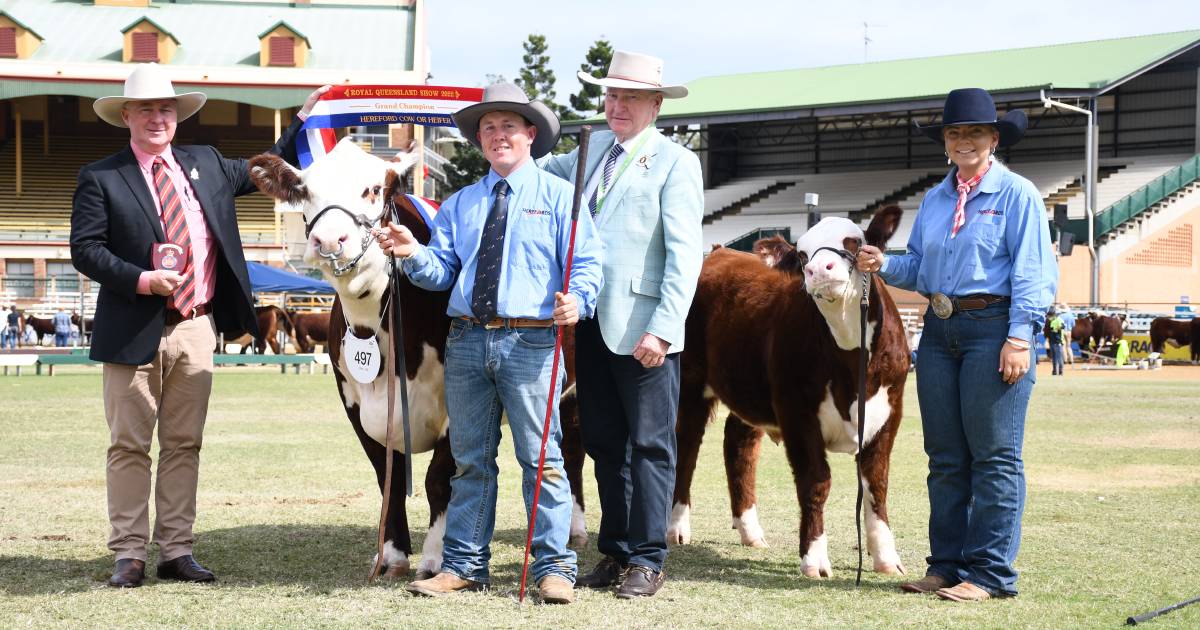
(55, 332, 70, 347)
(1049, 343, 1064, 375)
(915, 302, 1032, 596)
(2, 325, 16, 349)
(439, 319, 576, 585)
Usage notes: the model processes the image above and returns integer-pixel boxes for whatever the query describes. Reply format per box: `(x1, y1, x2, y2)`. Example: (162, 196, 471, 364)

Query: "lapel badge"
(190, 167, 200, 181)
(637, 153, 656, 170)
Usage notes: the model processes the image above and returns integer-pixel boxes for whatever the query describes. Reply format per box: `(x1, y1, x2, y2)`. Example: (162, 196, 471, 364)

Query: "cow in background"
(1089, 312, 1125, 351)
(1149, 317, 1200, 363)
(669, 206, 909, 578)
(289, 310, 331, 353)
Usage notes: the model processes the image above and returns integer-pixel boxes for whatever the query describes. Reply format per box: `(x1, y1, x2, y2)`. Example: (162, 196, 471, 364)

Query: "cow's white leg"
(667, 502, 691, 545)
(417, 512, 446, 577)
(569, 499, 588, 548)
(732, 504, 768, 548)
(863, 479, 905, 575)
(800, 533, 832, 578)
(372, 540, 409, 578)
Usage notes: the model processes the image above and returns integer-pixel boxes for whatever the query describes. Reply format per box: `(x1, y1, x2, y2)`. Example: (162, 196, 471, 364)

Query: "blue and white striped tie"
(588, 144, 625, 216)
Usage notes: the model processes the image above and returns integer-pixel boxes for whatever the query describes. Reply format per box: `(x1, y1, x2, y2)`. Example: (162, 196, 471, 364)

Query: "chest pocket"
(963, 212, 1005, 257)
(506, 209, 556, 272)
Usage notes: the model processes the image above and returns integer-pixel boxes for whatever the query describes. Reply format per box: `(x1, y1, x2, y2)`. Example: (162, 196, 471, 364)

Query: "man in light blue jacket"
(541, 50, 703, 599)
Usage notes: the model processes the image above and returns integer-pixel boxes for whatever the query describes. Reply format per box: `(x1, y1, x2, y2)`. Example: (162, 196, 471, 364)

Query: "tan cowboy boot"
(405, 572, 484, 597)
(900, 574, 956, 594)
(538, 574, 574, 604)
(935, 581, 993, 602)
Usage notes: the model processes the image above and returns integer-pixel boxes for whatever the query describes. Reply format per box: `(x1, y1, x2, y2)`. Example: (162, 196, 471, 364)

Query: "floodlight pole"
(1041, 90, 1099, 306)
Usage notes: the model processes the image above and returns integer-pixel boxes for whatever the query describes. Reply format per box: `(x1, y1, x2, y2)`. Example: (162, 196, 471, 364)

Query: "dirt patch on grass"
(1082, 430, 1200, 450)
(1033, 464, 1200, 491)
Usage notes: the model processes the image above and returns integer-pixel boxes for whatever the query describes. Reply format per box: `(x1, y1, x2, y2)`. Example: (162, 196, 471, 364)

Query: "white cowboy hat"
(578, 50, 688, 99)
(93, 63, 207, 128)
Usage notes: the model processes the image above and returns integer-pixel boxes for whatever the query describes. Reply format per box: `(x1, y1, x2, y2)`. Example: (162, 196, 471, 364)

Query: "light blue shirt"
(880, 161, 1058, 341)
(53, 311, 72, 334)
(402, 159, 603, 320)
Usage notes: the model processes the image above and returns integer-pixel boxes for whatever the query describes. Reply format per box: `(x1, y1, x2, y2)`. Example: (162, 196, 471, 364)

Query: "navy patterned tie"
(470, 179, 510, 322)
(588, 143, 624, 216)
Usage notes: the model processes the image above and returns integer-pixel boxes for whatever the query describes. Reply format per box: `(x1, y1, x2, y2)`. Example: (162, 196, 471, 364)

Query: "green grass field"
(1, 365, 1198, 628)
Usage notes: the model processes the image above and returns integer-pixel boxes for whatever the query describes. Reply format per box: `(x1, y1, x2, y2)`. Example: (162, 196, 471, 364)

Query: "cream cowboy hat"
(93, 63, 207, 128)
(578, 50, 688, 99)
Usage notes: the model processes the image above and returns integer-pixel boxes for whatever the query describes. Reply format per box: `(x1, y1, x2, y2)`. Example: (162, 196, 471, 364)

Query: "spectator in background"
(1058, 304, 1076, 364)
(1047, 308, 1065, 375)
(1, 304, 15, 349)
(53, 307, 72, 347)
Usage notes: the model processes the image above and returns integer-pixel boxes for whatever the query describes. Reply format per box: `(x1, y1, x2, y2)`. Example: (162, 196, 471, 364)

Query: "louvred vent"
(269, 36, 294, 66)
(131, 31, 158, 62)
(0, 27, 16, 57)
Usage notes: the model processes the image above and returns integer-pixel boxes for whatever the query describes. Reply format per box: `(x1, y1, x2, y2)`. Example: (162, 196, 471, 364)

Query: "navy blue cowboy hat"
(916, 88, 1028, 148)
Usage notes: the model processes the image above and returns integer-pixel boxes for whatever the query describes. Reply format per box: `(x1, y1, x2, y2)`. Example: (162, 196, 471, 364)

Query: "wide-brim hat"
(93, 63, 207, 128)
(916, 87, 1027, 148)
(452, 82, 560, 159)
(578, 50, 688, 99)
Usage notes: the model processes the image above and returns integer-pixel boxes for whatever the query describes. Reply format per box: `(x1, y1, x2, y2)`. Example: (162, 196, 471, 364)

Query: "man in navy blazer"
(541, 50, 703, 598)
(70, 63, 324, 588)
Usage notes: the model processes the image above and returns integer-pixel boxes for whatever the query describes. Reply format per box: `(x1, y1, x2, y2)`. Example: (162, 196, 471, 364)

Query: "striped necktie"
(152, 157, 196, 316)
(470, 179, 510, 322)
(588, 143, 625, 216)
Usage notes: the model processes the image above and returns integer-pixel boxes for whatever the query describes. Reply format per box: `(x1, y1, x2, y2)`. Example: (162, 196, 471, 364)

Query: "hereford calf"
(669, 206, 909, 578)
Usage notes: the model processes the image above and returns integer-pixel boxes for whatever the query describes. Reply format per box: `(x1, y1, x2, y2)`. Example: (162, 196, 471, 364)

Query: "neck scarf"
(951, 160, 992, 238)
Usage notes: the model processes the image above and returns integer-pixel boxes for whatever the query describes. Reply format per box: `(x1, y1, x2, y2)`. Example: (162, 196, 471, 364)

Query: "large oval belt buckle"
(931, 293, 954, 319)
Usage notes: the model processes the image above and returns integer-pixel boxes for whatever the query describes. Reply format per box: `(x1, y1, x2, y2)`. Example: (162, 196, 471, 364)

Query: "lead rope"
(854, 268, 871, 587)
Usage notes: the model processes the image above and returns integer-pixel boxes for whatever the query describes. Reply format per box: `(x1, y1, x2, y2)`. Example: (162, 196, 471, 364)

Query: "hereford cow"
(288, 310, 331, 353)
(668, 206, 909, 578)
(1149, 317, 1200, 363)
(1071, 315, 1093, 351)
(753, 235, 803, 274)
(222, 305, 296, 354)
(1089, 312, 1124, 351)
(248, 138, 586, 579)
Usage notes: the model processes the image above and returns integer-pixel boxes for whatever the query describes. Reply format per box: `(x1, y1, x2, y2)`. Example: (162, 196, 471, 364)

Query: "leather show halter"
(305, 203, 387, 277)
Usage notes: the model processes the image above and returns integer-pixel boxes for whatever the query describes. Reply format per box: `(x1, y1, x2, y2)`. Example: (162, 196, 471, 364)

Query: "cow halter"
(808, 246, 862, 304)
(305, 201, 391, 277)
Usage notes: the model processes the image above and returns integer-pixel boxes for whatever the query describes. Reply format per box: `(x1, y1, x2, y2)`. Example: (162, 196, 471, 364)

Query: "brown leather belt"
(165, 302, 212, 327)
(929, 293, 1009, 319)
(459, 315, 554, 329)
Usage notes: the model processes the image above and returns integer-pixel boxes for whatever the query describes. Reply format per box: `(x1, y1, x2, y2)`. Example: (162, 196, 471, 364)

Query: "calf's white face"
(796, 217, 865, 302)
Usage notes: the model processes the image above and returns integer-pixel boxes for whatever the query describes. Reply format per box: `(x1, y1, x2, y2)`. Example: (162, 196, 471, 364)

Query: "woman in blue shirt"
(857, 88, 1057, 602)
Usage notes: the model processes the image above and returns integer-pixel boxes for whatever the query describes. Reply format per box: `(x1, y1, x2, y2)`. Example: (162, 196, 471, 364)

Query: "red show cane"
(518, 125, 592, 603)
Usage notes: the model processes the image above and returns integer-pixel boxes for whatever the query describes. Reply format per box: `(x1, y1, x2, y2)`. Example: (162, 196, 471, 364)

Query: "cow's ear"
(843, 236, 863, 255)
(249, 154, 308, 205)
(383, 166, 407, 206)
(797, 249, 810, 267)
(865, 204, 902, 248)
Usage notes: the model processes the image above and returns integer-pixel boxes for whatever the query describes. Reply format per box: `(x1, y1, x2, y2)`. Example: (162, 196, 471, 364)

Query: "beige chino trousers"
(102, 314, 216, 562)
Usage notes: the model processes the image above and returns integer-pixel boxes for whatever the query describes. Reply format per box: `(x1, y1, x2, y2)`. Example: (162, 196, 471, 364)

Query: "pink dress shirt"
(131, 142, 218, 311)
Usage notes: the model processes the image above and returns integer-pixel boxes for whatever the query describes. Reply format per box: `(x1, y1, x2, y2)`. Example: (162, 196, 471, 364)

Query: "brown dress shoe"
(616, 565, 665, 599)
(157, 555, 215, 583)
(405, 572, 484, 597)
(108, 559, 145, 588)
(900, 573, 956, 594)
(576, 556, 626, 589)
(936, 581, 993, 602)
(538, 574, 574, 604)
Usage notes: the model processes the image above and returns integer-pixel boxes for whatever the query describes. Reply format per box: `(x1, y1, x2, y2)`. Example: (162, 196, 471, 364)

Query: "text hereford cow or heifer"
(669, 206, 909, 578)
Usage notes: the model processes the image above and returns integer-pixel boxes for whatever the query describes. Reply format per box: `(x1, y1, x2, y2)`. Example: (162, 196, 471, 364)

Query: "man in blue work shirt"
(53, 308, 72, 347)
(376, 82, 603, 605)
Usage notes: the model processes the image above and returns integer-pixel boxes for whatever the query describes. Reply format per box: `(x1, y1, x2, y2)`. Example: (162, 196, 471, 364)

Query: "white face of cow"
(250, 138, 417, 297)
(795, 217, 865, 303)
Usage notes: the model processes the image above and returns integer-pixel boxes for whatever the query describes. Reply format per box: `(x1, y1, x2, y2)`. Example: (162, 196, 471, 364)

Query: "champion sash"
(298, 84, 483, 168)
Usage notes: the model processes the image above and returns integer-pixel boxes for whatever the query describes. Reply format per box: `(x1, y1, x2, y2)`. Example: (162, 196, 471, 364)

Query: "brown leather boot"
(900, 573, 956, 593)
(538, 574, 574, 604)
(108, 559, 145, 588)
(405, 572, 484, 597)
(936, 581, 993, 602)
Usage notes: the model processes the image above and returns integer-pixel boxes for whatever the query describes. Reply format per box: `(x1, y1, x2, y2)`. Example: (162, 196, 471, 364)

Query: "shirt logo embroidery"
(979, 209, 1003, 216)
(522, 208, 550, 217)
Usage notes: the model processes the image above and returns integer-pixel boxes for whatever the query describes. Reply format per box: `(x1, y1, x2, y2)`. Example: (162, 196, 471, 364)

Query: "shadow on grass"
(0, 523, 896, 595)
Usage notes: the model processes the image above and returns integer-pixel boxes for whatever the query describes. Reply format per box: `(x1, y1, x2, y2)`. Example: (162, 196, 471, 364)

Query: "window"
(268, 36, 294, 66)
(0, 27, 16, 58)
(131, 31, 158, 62)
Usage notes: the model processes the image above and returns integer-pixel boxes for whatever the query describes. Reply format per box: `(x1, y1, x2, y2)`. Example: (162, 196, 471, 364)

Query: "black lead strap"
(855, 269, 870, 586)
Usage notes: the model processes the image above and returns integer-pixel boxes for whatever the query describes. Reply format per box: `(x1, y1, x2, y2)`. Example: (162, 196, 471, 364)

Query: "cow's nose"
(312, 233, 349, 255)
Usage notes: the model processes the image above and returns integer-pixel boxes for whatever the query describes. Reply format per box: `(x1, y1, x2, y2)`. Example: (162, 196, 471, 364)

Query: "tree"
(570, 39, 613, 117)
(515, 34, 568, 117)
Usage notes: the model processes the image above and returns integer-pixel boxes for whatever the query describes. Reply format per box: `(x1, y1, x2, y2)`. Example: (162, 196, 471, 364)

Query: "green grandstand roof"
(605, 30, 1200, 125)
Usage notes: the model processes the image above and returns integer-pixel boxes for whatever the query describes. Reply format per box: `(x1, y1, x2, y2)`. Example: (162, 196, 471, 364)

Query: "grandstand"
(566, 29, 1200, 309)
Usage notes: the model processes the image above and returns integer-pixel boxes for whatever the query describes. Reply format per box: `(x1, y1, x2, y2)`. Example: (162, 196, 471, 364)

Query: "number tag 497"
(342, 329, 382, 384)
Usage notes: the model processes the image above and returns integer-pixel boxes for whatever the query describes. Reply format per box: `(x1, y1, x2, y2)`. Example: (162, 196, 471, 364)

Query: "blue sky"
(427, 0, 1200, 107)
